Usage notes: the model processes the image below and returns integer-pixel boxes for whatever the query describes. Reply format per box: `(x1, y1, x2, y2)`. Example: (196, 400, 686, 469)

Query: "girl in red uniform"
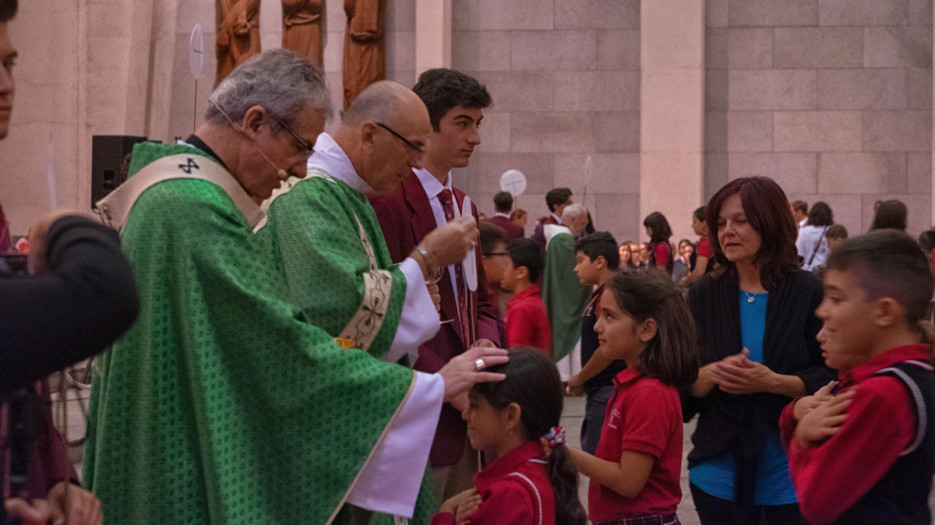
(568, 270, 698, 524)
(643, 211, 674, 274)
(681, 206, 715, 287)
(431, 349, 586, 525)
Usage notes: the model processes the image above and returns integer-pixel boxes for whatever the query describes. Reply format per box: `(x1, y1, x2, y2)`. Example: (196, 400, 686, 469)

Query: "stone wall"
(450, 0, 643, 244)
(0, 0, 417, 235)
(706, 0, 933, 237)
(2, 0, 933, 244)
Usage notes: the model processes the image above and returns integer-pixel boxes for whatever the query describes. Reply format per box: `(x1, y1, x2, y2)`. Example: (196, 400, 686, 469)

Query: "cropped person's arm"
(0, 216, 139, 391)
(570, 447, 654, 498)
(682, 255, 709, 286)
(568, 385, 671, 498)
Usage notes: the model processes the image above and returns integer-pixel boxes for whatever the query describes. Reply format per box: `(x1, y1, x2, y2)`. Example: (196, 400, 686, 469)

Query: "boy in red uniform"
(779, 230, 935, 525)
(501, 238, 551, 354)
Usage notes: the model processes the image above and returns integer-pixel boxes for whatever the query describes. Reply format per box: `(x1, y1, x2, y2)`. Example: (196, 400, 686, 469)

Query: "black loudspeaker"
(90, 135, 148, 209)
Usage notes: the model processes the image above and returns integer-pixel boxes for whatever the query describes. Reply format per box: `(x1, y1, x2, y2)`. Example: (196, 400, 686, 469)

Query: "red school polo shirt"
(588, 368, 683, 521)
(430, 440, 555, 525)
(504, 284, 552, 354)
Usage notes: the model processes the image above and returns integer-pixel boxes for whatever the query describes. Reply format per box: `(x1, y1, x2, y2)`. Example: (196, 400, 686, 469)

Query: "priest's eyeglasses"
(376, 122, 424, 155)
(274, 117, 315, 157)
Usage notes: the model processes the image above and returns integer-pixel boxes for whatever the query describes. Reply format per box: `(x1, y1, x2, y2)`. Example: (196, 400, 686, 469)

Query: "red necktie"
(437, 189, 472, 346)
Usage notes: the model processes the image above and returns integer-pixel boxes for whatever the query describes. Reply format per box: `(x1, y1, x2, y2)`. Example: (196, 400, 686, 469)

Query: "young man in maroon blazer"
(486, 191, 524, 241)
(370, 68, 502, 499)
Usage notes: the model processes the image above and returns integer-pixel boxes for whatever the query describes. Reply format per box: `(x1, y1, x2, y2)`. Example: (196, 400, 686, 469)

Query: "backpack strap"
(806, 226, 829, 268)
(874, 360, 934, 455)
(505, 471, 544, 525)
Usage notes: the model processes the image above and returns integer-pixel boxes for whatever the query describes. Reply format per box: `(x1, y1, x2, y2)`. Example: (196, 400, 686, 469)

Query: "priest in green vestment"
(261, 80, 479, 367)
(85, 49, 506, 525)
(261, 81, 483, 524)
(542, 203, 592, 380)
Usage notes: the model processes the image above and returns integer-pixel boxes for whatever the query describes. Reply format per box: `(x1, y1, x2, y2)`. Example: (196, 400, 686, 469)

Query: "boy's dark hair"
(919, 228, 935, 252)
(871, 200, 908, 232)
(493, 191, 513, 213)
(412, 68, 491, 131)
(479, 221, 506, 256)
(707, 176, 799, 290)
(508, 238, 544, 284)
(827, 224, 849, 240)
(0, 0, 16, 22)
(807, 201, 834, 227)
(791, 200, 808, 215)
(605, 270, 699, 387)
(473, 349, 587, 525)
(545, 188, 573, 212)
(826, 230, 933, 333)
(642, 211, 673, 243)
(575, 231, 620, 271)
(693, 205, 706, 223)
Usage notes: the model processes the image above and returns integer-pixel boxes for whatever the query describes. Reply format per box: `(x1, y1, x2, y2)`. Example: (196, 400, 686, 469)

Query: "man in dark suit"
(486, 191, 524, 241)
(370, 68, 501, 499)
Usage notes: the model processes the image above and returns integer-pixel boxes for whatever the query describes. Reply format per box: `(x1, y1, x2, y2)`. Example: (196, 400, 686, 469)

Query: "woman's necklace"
(742, 289, 757, 303)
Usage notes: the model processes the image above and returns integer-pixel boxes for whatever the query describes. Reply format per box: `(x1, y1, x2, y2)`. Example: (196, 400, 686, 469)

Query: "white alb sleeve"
(345, 371, 444, 517)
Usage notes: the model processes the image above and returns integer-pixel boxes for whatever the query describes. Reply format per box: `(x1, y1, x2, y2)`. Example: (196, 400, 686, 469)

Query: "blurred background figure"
(796, 201, 833, 272)
(870, 199, 908, 232)
(643, 211, 674, 274)
(510, 208, 528, 233)
(486, 191, 524, 241)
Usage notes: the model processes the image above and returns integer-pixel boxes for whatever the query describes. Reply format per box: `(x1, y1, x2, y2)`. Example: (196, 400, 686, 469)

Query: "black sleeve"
(793, 272, 836, 393)
(681, 276, 711, 421)
(0, 216, 139, 392)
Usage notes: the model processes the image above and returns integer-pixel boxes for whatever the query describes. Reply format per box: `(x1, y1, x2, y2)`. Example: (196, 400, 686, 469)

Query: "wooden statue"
(282, 0, 325, 66)
(216, 0, 262, 83)
(342, 0, 386, 109)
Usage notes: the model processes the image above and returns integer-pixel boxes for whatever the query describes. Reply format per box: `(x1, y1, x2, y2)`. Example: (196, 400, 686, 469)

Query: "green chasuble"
(261, 170, 406, 362)
(85, 142, 415, 524)
(260, 137, 439, 524)
(542, 228, 591, 362)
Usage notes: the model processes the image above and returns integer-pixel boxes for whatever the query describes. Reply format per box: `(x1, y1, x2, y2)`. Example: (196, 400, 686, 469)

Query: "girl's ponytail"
(544, 432, 587, 525)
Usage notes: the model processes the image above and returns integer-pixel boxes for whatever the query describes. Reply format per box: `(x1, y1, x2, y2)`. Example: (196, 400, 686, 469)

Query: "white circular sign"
(500, 169, 527, 196)
(189, 24, 205, 79)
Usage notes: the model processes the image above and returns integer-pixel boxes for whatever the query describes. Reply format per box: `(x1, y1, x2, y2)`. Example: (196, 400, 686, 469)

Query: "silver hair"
(205, 48, 333, 131)
(562, 203, 588, 221)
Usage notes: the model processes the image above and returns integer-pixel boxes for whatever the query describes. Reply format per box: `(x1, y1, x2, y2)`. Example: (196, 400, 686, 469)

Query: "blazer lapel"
(402, 173, 465, 345)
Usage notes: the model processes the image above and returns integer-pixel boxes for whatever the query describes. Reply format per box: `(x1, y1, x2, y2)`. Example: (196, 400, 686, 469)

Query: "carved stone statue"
(216, 0, 262, 83)
(342, 0, 386, 109)
(282, 0, 325, 66)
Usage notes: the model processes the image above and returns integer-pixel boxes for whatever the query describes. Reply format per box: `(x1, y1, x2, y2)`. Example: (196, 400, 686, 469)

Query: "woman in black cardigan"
(684, 177, 834, 525)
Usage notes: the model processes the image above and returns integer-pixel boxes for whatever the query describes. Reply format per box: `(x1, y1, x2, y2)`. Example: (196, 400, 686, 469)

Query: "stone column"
(640, 0, 704, 243)
(414, 0, 449, 73)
